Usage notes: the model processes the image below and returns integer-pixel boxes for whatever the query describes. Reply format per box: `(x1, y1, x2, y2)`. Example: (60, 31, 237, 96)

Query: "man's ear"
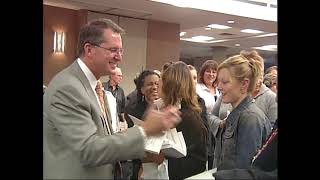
(84, 43, 93, 56)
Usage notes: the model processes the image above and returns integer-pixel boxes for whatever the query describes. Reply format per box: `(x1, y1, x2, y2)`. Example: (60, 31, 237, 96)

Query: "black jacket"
(168, 101, 208, 179)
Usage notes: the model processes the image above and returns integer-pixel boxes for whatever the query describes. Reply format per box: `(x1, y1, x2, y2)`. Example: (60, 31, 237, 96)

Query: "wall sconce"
(53, 31, 65, 53)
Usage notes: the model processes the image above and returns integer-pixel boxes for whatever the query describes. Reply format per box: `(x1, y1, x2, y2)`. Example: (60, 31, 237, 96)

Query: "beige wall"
(118, 17, 148, 95)
(146, 20, 180, 71)
(43, 5, 80, 86)
(43, 6, 181, 95)
(87, 12, 148, 95)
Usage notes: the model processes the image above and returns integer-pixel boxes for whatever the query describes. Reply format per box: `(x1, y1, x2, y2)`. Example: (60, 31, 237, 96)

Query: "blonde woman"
(213, 52, 271, 170)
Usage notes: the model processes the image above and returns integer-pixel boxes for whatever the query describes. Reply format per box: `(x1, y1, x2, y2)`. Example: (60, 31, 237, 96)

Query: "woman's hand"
(219, 120, 226, 128)
(142, 152, 165, 165)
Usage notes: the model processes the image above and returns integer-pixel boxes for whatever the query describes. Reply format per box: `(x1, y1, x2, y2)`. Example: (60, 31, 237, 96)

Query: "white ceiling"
(43, 0, 277, 58)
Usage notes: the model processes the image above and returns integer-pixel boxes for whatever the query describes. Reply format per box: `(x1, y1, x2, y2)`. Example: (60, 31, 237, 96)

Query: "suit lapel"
(69, 61, 101, 112)
(68, 61, 109, 135)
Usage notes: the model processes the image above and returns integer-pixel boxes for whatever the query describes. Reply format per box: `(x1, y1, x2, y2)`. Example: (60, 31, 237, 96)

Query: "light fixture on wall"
(53, 31, 65, 53)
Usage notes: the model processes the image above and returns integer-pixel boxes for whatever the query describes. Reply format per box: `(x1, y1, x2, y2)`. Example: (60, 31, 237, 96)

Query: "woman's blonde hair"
(161, 61, 201, 113)
(218, 50, 264, 93)
(240, 50, 264, 78)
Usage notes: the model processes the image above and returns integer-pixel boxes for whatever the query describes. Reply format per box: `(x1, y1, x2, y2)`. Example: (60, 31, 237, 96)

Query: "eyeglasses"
(91, 43, 124, 56)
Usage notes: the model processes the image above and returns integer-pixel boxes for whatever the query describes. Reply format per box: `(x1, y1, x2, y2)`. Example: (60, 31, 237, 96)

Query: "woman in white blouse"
(196, 59, 220, 170)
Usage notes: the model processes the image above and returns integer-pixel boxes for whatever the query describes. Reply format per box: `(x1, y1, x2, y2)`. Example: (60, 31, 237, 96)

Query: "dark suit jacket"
(43, 60, 145, 179)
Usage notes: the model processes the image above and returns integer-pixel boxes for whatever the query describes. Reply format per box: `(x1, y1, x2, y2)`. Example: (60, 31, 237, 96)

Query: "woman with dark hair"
(125, 70, 160, 125)
(124, 69, 166, 179)
(196, 59, 221, 170)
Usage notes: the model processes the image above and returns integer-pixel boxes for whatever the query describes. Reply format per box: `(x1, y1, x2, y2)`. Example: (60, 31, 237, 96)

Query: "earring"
(142, 95, 145, 102)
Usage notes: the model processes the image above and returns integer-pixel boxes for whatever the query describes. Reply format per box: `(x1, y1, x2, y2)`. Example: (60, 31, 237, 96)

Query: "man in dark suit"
(43, 18, 181, 179)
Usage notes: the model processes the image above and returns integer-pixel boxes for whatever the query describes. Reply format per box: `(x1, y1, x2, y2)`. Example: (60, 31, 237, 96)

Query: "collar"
(198, 83, 210, 92)
(254, 83, 271, 99)
(227, 96, 253, 126)
(107, 80, 118, 90)
(197, 83, 220, 96)
(77, 58, 98, 92)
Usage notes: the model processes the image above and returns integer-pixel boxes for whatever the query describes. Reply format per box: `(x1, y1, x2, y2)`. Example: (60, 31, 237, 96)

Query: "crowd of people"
(43, 18, 278, 179)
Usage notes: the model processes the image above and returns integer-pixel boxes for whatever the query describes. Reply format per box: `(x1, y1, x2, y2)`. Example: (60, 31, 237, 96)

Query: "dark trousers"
(208, 155, 214, 170)
(117, 161, 133, 180)
(131, 159, 142, 180)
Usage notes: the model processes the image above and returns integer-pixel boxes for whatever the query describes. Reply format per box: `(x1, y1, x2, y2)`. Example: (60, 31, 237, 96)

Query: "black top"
(103, 81, 126, 114)
(198, 95, 209, 131)
(168, 101, 208, 179)
(124, 96, 148, 127)
(126, 89, 137, 107)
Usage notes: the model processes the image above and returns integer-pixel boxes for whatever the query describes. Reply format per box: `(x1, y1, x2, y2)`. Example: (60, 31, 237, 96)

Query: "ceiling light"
(254, 33, 277, 37)
(149, 0, 277, 22)
(262, 45, 277, 49)
(241, 29, 264, 34)
(191, 36, 214, 41)
(180, 38, 228, 44)
(169, 0, 188, 7)
(253, 44, 277, 51)
(227, 20, 235, 24)
(180, 32, 186, 37)
(208, 24, 231, 29)
(235, 43, 240, 47)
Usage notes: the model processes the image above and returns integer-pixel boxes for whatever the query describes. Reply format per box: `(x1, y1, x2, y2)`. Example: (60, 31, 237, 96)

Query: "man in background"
(103, 67, 126, 120)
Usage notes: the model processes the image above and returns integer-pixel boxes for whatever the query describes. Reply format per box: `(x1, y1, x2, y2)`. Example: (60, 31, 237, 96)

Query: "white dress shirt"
(196, 83, 220, 114)
(77, 58, 146, 136)
(76, 58, 102, 109)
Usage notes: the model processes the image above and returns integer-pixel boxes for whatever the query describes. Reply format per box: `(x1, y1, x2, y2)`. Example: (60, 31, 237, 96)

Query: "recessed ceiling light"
(208, 24, 231, 29)
(191, 36, 214, 41)
(252, 44, 277, 51)
(149, 0, 277, 22)
(254, 33, 277, 37)
(180, 38, 228, 44)
(180, 32, 186, 37)
(241, 29, 264, 34)
(205, 27, 211, 30)
(227, 20, 235, 24)
(262, 45, 277, 49)
(235, 43, 240, 46)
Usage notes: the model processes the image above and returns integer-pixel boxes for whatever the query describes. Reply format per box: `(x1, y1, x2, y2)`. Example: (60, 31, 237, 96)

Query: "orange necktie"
(95, 81, 111, 134)
(95, 81, 123, 179)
